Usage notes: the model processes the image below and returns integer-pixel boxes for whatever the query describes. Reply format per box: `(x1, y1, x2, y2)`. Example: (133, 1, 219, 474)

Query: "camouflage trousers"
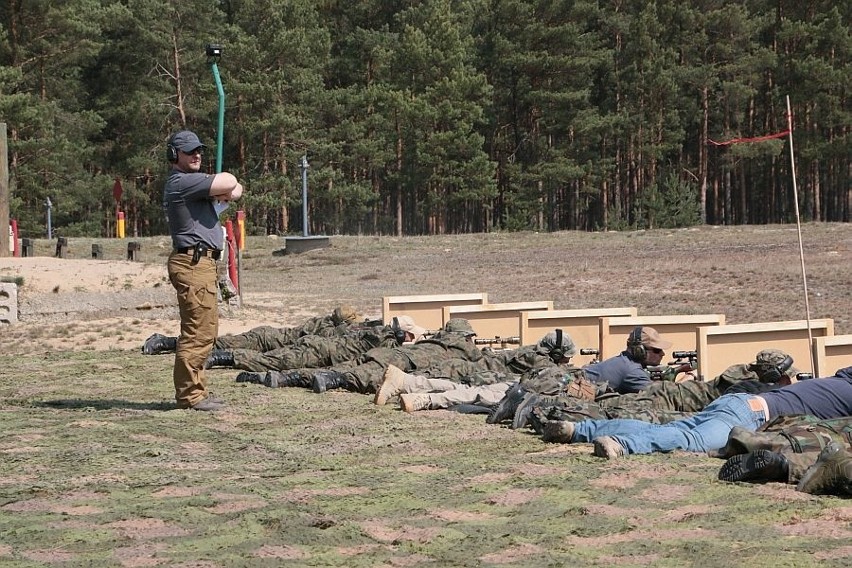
(530, 397, 691, 433)
(214, 326, 303, 352)
(280, 355, 479, 394)
(230, 335, 388, 372)
(714, 415, 852, 483)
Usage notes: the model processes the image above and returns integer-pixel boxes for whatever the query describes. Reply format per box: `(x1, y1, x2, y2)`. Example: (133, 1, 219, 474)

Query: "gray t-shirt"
(163, 169, 222, 250)
(582, 351, 651, 394)
(763, 376, 852, 420)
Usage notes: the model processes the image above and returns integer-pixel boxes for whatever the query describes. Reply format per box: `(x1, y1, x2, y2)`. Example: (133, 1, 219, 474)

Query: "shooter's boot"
(524, 395, 563, 435)
(374, 365, 432, 406)
(718, 450, 790, 483)
(142, 333, 177, 355)
(797, 442, 852, 496)
(204, 349, 235, 369)
(312, 370, 354, 393)
(512, 393, 560, 430)
(486, 382, 527, 425)
(263, 371, 312, 388)
(235, 371, 263, 384)
(400, 393, 432, 413)
(542, 420, 575, 444)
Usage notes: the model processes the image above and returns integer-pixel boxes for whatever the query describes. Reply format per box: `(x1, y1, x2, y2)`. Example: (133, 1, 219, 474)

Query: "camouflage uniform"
(444, 328, 575, 388)
(214, 306, 358, 352)
(229, 328, 399, 372)
(275, 322, 486, 394)
(714, 415, 852, 484)
(371, 329, 579, 412)
(404, 343, 561, 389)
(530, 358, 801, 432)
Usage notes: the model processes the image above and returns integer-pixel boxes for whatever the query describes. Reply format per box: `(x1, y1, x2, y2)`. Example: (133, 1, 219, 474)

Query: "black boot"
(487, 382, 527, 424)
(312, 370, 350, 393)
(235, 371, 263, 384)
(204, 350, 235, 369)
(142, 333, 177, 355)
(264, 371, 311, 388)
(718, 450, 790, 483)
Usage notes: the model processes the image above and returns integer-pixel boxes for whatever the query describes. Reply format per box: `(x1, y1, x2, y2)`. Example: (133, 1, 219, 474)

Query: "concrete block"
(0, 282, 18, 324)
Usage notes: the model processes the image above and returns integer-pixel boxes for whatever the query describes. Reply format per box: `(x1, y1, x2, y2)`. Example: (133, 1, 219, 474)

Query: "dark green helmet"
(443, 318, 477, 337)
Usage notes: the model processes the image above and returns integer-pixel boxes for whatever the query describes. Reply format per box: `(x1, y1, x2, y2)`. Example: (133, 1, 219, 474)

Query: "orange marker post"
(236, 210, 246, 250)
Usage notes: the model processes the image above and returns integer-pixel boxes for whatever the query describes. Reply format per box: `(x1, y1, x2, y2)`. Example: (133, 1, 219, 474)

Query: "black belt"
(175, 247, 222, 260)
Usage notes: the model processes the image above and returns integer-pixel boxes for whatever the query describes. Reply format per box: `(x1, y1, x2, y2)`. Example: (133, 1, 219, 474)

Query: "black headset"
(391, 317, 406, 346)
(548, 328, 566, 363)
(166, 137, 179, 162)
(757, 354, 794, 383)
(626, 326, 646, 361)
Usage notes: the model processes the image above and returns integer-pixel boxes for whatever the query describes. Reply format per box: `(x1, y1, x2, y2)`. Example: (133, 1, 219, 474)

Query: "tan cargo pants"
(167, 252, 219, 408)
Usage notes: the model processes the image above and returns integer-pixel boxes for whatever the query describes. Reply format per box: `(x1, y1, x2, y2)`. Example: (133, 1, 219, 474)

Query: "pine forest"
(0, 0, 849, 238)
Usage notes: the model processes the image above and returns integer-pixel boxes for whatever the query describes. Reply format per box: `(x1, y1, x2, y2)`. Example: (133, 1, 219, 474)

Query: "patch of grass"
(2, 225, 852, 565)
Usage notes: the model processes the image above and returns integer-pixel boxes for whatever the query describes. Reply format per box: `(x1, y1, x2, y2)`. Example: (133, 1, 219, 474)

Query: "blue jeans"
(571, 394, 767, 455)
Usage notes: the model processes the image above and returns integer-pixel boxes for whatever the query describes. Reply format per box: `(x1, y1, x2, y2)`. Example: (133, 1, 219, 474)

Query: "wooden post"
(0, 123, 9, 258)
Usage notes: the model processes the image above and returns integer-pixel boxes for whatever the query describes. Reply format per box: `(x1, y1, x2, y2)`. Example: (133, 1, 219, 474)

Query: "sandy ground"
(0, 257, 283, 352)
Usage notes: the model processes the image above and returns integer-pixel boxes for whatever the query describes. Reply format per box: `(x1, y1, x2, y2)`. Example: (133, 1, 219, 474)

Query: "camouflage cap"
(537, 330, 577, 357)
(332, 305, 359, 324)
(443, 318, 477, 337)
(754, 349, 793, 368)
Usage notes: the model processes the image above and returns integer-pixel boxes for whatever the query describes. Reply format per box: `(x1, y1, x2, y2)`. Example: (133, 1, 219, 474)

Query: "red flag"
(112, 178, 123, 202)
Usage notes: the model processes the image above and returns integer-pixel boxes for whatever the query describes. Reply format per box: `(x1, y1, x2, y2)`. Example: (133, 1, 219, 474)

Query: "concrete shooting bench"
(443, 301, 553, 340)
(519, 307, 638, 367)
(383, 293, 488, 333)
(599, 314, 727, 362)
(812, 334, 852, 377)
(697, 318, 834, 380)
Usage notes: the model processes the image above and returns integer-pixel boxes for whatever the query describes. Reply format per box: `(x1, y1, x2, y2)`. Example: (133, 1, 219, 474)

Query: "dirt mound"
(0, 257, 169, 294)
(0, 257, 283, 353)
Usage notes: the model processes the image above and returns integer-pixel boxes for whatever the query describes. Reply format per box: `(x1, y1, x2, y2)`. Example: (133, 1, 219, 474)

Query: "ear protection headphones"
(548, 328, 566, 363)
(391, 317, 406, 346)
(626, 326, 646, 361)
(166, 138, 179, 163)
(756, 354, 794, 383)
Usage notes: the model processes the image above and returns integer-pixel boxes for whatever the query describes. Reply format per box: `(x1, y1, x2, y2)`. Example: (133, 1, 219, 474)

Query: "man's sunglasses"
(649, 347, 664, 354)
(182, 148, 203, 156)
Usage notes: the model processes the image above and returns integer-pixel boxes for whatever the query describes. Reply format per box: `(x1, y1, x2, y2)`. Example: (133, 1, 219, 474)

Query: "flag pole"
(786, 95, 815, 375)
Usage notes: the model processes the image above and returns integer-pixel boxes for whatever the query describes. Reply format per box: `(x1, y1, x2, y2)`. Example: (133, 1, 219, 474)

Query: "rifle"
(579, 348, 600, 364)
(474, 336, 521, 349)
(646, 350, 699, 382)
(348, 318, 387, 332)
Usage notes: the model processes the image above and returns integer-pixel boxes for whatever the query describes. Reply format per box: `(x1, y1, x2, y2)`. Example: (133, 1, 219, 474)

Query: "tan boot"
(542, 420, 575, 443)
(400, 393, 431, 413)
(374, 365, 409, 406)
(593, 436, 625, 459)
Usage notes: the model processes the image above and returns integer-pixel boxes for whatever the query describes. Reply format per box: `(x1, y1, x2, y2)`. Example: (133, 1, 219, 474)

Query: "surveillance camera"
(205, 44, 223, 58)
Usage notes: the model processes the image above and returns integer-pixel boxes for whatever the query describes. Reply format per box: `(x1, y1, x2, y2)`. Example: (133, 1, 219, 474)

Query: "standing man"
(164, 129, 243, 411)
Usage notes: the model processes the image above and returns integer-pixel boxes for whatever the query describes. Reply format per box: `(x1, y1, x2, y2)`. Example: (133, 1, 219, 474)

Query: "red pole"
(225, 219, 238, 293)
